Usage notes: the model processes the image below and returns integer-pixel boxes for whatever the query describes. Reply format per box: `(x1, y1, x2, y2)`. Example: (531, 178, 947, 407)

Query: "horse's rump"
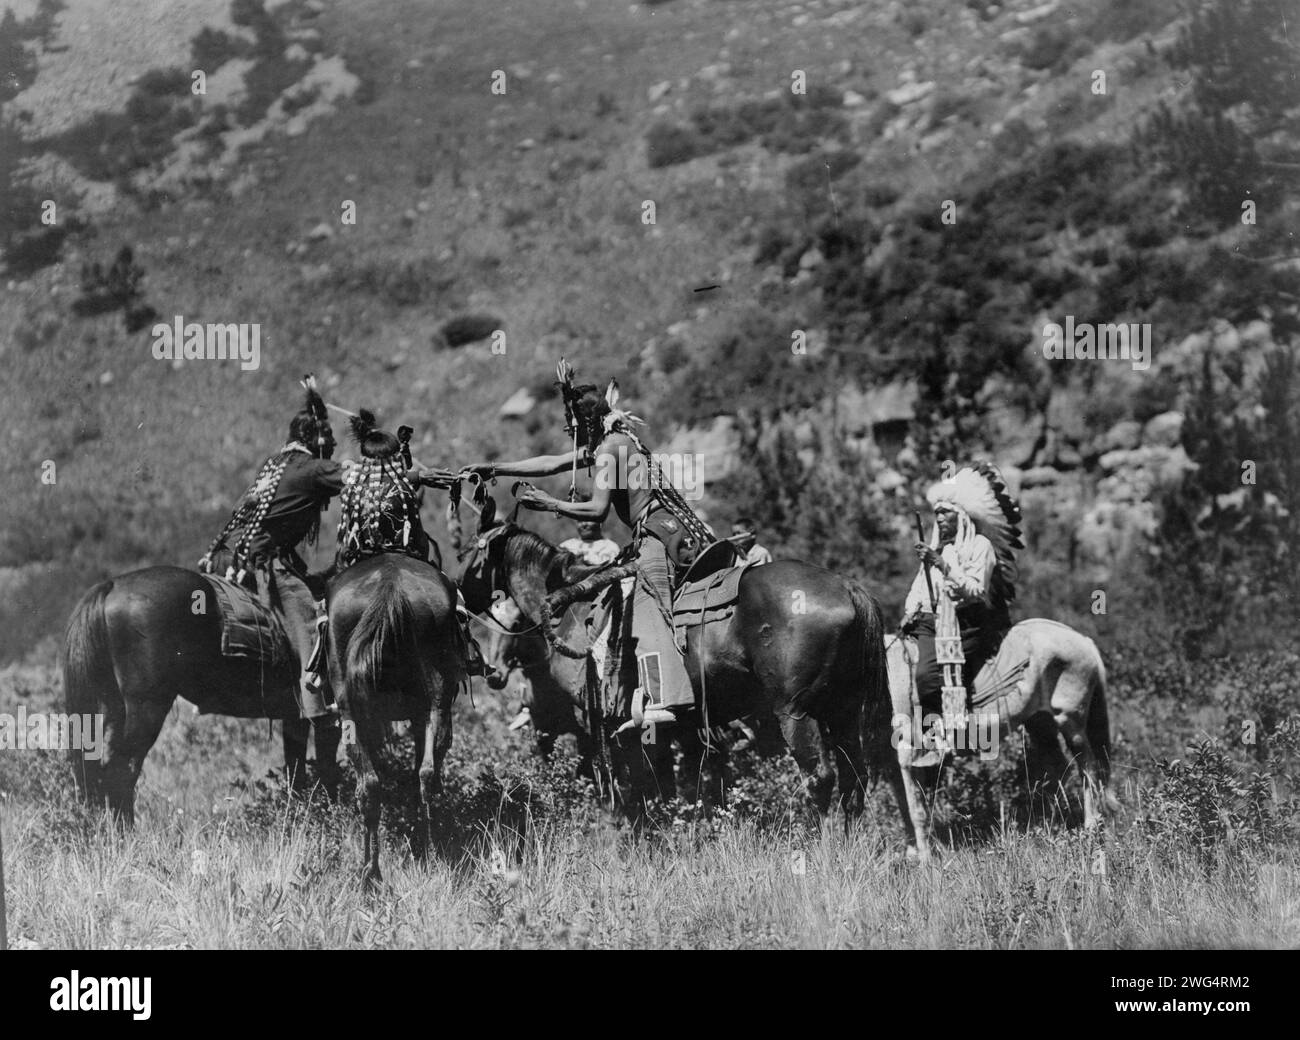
(330, 553, 462, 717)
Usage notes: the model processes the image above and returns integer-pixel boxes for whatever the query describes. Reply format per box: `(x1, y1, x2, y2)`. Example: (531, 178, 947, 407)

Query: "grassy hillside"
(1, 0, 1297, 949)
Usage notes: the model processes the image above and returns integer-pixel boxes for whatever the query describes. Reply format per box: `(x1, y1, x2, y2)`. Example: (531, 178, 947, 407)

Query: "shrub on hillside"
(648, 93, 848, 168)
(441, 313, 502, 347)
(1140, 0, 1298, 226)
(192, 27, 249, 70)
(328, 255, 455, 307)
(645, 122, 704, 168)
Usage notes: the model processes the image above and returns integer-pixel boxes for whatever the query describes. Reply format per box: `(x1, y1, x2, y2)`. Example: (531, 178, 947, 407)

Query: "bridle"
(457, 522, 547, 642)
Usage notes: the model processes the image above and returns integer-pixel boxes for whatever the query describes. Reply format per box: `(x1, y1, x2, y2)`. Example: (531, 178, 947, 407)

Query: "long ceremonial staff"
(915, 510, 937, 612)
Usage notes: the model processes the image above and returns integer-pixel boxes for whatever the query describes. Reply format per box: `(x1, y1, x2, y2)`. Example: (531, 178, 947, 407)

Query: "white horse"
(886, 619, 1118, 863)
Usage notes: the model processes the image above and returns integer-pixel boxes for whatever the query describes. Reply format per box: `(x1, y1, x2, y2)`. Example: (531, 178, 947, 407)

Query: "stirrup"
(614, 706, 681, 736)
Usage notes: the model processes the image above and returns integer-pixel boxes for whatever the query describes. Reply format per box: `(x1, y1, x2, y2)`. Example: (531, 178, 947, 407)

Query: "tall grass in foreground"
(4, 784, 1296, 949)
(3, 635, 1298, 950)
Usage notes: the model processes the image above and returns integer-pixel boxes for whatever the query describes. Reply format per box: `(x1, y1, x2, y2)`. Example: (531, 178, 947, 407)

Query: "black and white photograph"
(0, 0, 1296, 972)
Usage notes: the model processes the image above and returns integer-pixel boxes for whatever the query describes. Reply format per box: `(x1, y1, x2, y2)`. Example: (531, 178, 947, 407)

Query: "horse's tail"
(1085, 642, 1119, 812)
(846, 580, 894, 784)
(345, 568, 426, 705)
(61, 580, 118, 802)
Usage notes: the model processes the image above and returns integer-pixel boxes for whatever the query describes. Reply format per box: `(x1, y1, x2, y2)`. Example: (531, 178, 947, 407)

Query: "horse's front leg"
(674, 726, 726, 812)
(1057, 710, 1105, 829)
(895, 763, 935, 865)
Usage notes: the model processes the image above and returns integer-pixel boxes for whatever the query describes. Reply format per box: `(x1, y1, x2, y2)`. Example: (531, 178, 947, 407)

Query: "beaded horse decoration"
(335, 410, 425, 569)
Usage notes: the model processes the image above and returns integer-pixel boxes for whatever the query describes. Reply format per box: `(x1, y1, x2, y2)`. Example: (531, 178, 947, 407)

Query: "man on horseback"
(901, 463, 1022, 765)
(336, 409, 496, 679)
(200, 376, 342, 721)
(461, 359, 722, 734)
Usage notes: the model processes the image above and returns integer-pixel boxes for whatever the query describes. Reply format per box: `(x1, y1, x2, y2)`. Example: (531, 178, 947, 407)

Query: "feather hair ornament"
(602, 378, 644, 434)
(300, 373, 328, 425)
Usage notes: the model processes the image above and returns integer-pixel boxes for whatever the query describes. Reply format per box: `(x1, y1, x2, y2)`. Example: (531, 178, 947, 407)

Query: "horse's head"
(456, 505, 515, 615)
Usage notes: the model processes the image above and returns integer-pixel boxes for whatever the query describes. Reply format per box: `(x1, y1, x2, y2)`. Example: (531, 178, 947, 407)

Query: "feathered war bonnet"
(926, 462, 1024, 602)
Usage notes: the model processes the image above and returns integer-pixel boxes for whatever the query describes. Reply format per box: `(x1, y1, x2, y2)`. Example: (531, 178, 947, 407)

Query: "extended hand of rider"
(418, 466, 457, 487)
(516, 487, 555, 513)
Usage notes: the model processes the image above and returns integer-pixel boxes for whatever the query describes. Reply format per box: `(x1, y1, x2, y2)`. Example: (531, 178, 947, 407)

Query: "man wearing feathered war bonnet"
(462, 359, 720, 733)
(902, 463, 1022, 741)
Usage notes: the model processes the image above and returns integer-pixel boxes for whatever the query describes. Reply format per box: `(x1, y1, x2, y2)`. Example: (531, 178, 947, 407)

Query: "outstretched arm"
(463, 450, 586, 480)
(513, 441, 617, 521)
(516, 478, 611, 522)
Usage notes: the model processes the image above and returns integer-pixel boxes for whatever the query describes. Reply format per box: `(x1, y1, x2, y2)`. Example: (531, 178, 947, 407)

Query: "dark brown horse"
(326, 553, 464, 885)
(62, 566, 340, 823)
(458, 518, 909, 832)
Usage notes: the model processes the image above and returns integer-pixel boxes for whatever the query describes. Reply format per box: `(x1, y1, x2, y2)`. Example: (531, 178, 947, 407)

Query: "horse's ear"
(548, 545, 585, 589)
(545, 552, 574, 592)
(478, 496, 497, 532)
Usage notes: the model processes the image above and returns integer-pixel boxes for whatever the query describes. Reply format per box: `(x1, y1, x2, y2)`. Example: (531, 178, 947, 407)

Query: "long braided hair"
(335, 410, 424, 568)
(199, 375, 333, 583)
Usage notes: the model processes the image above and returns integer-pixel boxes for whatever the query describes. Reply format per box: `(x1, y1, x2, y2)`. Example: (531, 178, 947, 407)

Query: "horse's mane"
(500, 525, 604, 588)
(502, 525, 568, 585)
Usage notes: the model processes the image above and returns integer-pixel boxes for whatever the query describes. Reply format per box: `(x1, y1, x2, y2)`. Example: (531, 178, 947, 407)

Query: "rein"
(466, 610, 543, 637)
(541, 560, 638, 659)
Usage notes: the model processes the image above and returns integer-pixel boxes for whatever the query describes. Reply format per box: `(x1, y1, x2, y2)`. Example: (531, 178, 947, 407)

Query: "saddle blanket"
(671, 562, 748, 633)
(203, 574, 295, 672)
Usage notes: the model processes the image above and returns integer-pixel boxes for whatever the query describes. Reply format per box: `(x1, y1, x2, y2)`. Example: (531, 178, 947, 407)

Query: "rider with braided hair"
(461, 360, 716, 733)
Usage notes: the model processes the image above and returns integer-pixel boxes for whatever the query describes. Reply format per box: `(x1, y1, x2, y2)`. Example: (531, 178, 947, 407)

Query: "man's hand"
(418, 466, 458, 488)
(914, 542, 942, 568)
(516, 487, 554, 513)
